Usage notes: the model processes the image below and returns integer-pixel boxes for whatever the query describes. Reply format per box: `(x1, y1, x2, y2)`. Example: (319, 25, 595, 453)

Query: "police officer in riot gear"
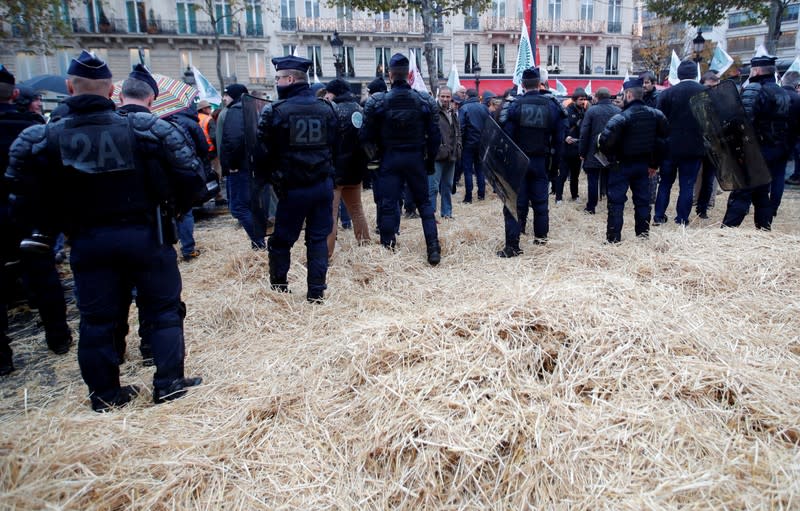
(497, 67, 565, 256)
(722, 55, 800, 228)
(257, 56, 338, 302)
(360, 53, 442, 265)
(0, 65, 72, 376)
(5, 51, 205, 411)
(598, 78, 669, 243)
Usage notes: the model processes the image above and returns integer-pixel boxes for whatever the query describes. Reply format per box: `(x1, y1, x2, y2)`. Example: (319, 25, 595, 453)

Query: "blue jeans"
(607, 162, 651, 242)
(228, 170, 264, 247)
(429, 160, 455, 217)
(461, 145, 485, 201)
(584, 167, 601, 213)
(504, 156, 549, 245)
(268, 178, 333, 299)
(768, 147, 789, 216)
(654, 158, 701, 224)
(176, 209, 195, 256)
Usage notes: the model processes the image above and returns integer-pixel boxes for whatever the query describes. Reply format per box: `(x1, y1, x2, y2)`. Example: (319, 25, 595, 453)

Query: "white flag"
(553, 79, 567, 95)
(408, 50, 429, 94)
(621, 70, 629, 93)
(709, 46, 734, 75)
(446, 63, 461, 93)
(667, 50, 681, 85)
(585, 80, 592, 96)
(787, 55, 800, 73)
(513, 20, 535, 93)
(754, 43, 769, 57)
(191, 66, 222, 106)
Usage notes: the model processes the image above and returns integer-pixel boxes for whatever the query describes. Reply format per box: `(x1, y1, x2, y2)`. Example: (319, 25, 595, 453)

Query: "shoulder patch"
(351, 111, 363, 129)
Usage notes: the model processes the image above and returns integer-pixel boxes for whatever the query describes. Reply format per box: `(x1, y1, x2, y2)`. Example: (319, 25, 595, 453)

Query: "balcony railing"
(482, 17, 611, 34)
(70, 18, 242, 36)
(294, 17, 423, 33)
(607, 20, 622, 33)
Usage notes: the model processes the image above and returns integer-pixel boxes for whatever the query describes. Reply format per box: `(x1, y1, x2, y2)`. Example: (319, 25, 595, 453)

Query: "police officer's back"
(599, 78, 669, 243)
(498, 67, 564, 256)
(360, 53, 442, 265)
(257, 56, 338, 302)
(5, 51, 206, 411)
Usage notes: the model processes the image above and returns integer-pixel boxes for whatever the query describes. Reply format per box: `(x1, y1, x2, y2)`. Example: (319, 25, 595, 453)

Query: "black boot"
(91, 385, 141, 412)
(427, 241, 441, 266)
(0, 340, 14, 376)
(269, 257, 289, 293)
(153, 377, 202, 404)
(497, 245, 523, 258)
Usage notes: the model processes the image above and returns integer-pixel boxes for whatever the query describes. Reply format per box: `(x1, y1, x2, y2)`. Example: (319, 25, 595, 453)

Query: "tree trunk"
(421, 0, 438, 94)
(765, 0, 784, 55)
(215, 29, 224, 92)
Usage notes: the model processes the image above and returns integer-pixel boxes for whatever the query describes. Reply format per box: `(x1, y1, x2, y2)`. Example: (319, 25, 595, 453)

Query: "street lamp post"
(693, 29, 706, 64)
(474, 63, 482, 95)
(330, 30, 344, 79)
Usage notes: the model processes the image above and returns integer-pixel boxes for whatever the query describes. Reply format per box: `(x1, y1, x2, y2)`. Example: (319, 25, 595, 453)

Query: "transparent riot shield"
(241, 93, 271, 239)
(479, 117, 530, 222)
(690, 79, 770, 190)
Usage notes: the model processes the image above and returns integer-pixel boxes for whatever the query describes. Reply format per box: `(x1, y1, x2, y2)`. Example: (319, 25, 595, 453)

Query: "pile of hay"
(1, 187, 799, 509)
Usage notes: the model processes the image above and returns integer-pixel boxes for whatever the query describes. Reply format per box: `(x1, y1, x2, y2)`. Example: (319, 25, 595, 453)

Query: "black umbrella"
(19, 74, 69, 95)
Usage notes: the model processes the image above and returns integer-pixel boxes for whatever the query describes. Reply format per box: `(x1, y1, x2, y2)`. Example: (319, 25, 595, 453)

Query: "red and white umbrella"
(113, 73, 198, 118)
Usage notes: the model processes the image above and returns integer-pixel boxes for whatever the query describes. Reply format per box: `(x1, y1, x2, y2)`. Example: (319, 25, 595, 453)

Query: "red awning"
(460, 77, 625, 96)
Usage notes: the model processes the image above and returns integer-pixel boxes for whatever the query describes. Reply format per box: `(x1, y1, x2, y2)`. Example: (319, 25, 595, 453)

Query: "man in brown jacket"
(428, 87, 461, 218)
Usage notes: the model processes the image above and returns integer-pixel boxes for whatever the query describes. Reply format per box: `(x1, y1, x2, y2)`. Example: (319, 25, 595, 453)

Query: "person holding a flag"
(497, 67, 565, 256)
(360, 53, 442, 266)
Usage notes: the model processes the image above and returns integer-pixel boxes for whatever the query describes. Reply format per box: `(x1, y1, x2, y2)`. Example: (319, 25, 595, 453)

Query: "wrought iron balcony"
(293, 17, 424, 34)
(482, 17, 613, 34)
(70, 18, 242, 36)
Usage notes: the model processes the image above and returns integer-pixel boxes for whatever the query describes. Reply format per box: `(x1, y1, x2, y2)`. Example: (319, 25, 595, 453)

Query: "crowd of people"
(0, 48, 798, 412)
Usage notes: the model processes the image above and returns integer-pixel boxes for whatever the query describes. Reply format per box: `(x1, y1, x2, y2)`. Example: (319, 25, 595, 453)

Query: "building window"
(177, 1, 197, 34)
(581, 0, 593, 21)
(376, 47, 391, 77)
(727, 35, 755, 53)
(248, 50, 265, 78)
(342, 46, 355, 77)
(464, 6, 479, 29)
(307, 46, 322, 77)
(130, 48, 151, 67)
(56, 49, 72, 75)
(432, 4, 444, 33)
(126, 0, 147, 33)
(782, 3, 799, 21)
(283, 44, 296, 56)
(491, 0, 506, 20)
(579, 45, 592, 74)
(436, 47, 444, 78)
(547, 44, 560, 68)
(281, 0, 296, 30)
(605, 46, 619, 75)
(246, 0, 263, 36)
(492, 43, 505, 73)
(464, 43, 479, 74)
(409, 47, 423, 68)
(180, 50, 193, 70)
(85, 0, 103, 32)
(52, 0, 70, 24)
(304, 0, 319, 18)
(215, 0, 234, 35)
(374, 11, 390, 32)
(224, 51, 233, 78)
(548, 0, 561, 20)
(728, 11, 759, 28)
(408, 7, 422, 32)
(15, 52, 42, 81)
(778, 30, 797, 48)
(607, 0, 621, 33)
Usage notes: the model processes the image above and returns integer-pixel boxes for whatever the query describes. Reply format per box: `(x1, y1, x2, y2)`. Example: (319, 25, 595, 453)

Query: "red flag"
(523, 0, 531, 29)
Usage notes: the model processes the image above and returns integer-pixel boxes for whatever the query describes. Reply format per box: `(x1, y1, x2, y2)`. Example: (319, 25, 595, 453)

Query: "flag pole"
(530, 0, 537, 62)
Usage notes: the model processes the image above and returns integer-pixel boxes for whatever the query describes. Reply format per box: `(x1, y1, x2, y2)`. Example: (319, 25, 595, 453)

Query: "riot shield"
(479, 118, 529, 222)
(689, 80, 770, 191)
(242, 94, 271, 239)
